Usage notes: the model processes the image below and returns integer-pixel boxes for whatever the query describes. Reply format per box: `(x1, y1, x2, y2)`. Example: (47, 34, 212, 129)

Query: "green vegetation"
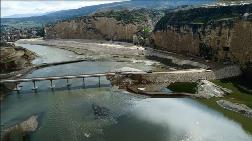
(111, 10, 145, 23)
(35, 28, 45, 37)
(142, 27, 151, 38)
(197, 78, 252, 134)
(155, 3, 252, 31)
(200, 98, 252, 134)
(94, 9, 163, 24)
(212, 79, 252, 108)
(168, 82, 198, 93)
(165, 77, 252, 133)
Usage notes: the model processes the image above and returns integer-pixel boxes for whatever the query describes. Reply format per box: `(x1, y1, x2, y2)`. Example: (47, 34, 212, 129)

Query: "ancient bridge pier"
(110, 65, 242, 86)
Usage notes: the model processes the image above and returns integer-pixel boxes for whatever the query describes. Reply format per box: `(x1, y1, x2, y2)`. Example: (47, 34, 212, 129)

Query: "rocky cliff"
(45, 9, 164, 44)
(0, 43, 37, 73)
(152, 4, 252, 65)
(44, 4, 252, 65)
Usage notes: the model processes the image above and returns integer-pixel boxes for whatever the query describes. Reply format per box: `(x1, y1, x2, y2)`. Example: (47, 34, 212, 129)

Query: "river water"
(1, 44, 252, 141)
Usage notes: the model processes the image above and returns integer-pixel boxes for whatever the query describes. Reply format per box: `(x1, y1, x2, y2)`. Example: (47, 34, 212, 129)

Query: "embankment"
(0, 43, 37, 73)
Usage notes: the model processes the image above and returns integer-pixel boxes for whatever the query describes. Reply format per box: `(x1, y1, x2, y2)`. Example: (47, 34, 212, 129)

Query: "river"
(1, 43, 252, 141)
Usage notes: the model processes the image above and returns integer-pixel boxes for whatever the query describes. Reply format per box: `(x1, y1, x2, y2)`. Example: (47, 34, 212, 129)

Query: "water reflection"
(130, 98, 252, 141)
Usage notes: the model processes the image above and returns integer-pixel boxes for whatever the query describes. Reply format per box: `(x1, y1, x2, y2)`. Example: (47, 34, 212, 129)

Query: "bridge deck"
(0, 72, 116, 83)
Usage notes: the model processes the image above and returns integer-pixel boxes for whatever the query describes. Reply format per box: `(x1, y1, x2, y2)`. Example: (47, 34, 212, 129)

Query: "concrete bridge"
(0, 72, 116, 92)
(0, 65, 241, 92)
(0, 71, 146, 92)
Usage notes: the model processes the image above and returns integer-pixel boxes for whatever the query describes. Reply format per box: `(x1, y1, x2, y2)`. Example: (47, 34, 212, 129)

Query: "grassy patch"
(168, 82, 197, 93)
(199, 97, 252, 135)
(197, 78, 252, 134)
(212, 79, 252, 109)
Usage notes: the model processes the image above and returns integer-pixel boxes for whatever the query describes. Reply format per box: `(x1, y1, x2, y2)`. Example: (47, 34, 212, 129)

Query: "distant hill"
(1, 0, 214, 28)
(2, 13, 46, 18)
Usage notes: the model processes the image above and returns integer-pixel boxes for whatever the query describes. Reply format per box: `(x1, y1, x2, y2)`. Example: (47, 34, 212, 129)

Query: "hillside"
(1, 0, 214, 28)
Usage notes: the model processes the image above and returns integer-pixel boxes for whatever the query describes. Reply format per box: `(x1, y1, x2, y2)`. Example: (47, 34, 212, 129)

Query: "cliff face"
(44, 4, 252, 65)
(45, 17, 140, 41)
(44, 17, 104, 40)
(45, 9, 164, 43)
(152, 20, 252, 64)
(152, 4, 252, 65)
(0, 43, 37, 73)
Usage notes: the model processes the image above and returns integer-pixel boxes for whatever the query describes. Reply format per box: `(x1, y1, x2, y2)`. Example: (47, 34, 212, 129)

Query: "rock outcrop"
(152, 4, 252, 65)
(45, 9, 164, 44)
(0, 43, 37, 73)
(217, 100, 252, 118)
(1, 115, 39, 141)
(196, 80, 232, 99)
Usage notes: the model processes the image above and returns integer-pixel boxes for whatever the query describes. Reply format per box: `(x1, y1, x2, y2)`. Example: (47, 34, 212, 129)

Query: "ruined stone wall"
(109, 65, 241, 89)
(146, 65, 240, 83)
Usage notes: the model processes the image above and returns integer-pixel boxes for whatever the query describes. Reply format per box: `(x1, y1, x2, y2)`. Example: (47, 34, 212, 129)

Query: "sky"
(1, 0, 125, 17)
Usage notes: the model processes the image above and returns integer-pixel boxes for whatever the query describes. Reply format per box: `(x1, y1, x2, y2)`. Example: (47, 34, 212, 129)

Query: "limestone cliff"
(152, 4, 252, 65)
(44, 4, 252, 65)
(45, 9, 164, 43)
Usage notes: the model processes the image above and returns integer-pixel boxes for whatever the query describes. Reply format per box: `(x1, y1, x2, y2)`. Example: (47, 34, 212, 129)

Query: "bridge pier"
(32, 81, 38, 90)
(66, 78, 71, 87)
(14, 83, 21, 92)
(82, 77, 85, 88)
(49, 79, 55, 89)
(98, 76, 101, 87)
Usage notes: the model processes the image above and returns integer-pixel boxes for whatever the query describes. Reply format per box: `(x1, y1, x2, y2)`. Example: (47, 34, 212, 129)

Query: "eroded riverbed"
(1, 43, 252, 141)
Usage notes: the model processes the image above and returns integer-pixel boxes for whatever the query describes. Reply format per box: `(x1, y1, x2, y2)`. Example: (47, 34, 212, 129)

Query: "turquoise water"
(1, 44, 252, 141)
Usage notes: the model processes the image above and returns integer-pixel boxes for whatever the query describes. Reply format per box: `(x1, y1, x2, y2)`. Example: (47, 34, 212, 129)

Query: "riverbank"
(16, 38, 146, 61)
(17, 38, 214, 69)
(1, 115, 38, 141)
(0, 43, 38, 100)
(0, 43, 37, 73)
